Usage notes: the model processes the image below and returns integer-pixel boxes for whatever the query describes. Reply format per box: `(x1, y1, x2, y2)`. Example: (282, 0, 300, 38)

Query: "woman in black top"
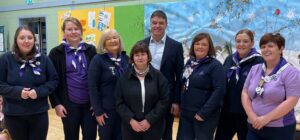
(115, 41, 169, 140)
(215, 29, 264, 140)
(0, 25, 58, 140)
(177, 33, 226, 140)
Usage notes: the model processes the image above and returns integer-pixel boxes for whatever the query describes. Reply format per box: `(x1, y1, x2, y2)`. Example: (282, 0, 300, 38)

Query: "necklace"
(134, 65, 149, 77)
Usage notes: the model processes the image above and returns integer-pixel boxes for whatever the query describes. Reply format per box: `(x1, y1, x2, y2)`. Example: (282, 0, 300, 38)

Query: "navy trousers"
(5, 112, 49, 140)
(177, 110, 220, 140)
(162, 105, 174, 140)
(98, 109, 122, 140)
(246, 123, 295, 140)
(62, 102, 97, 140)
(215, 111, 248, 140)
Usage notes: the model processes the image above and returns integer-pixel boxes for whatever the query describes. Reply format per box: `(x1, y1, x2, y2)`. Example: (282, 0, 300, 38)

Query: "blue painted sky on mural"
(145, 0, 300, 51)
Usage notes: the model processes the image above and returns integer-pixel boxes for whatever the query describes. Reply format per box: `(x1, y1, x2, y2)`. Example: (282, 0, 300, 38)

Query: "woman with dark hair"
(48, 17, 97, 140)
(176, 33, 226, 140)
(115, 40, 169, 140)
(88, 29, 129, 140)
(242, 33, 300, 140)
(215, 29, 263, 140)
(0, 25, 58, 140)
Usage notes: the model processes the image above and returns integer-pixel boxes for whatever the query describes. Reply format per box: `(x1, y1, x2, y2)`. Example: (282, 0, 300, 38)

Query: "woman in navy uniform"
(89, 29, 129, 140)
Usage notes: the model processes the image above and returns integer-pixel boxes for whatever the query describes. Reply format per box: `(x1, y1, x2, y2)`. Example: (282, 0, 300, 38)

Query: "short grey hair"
(98, 29, 125, 54)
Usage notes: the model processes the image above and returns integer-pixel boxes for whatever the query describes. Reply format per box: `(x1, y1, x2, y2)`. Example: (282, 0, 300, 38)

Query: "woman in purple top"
(49, 17, 97, 140)
(242, 33, 300, 140)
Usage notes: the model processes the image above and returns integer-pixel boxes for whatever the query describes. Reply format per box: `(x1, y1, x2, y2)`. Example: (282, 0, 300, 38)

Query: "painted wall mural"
(145, 0, 300, 68)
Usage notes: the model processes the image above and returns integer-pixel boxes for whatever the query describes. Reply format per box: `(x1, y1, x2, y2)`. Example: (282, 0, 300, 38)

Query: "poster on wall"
(58, 8, 114, 47)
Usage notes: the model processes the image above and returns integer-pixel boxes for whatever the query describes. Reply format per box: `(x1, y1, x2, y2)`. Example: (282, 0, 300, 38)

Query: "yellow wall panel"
(58, 7, 114, 49)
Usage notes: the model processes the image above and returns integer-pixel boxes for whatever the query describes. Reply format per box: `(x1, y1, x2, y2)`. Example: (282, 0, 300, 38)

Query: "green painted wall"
(0, 0, 177, 54)
(115, 5, 144, 53)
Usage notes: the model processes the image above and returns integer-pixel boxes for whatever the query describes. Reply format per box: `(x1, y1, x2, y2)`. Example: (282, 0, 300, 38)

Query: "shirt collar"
(150, 33, 167, 44)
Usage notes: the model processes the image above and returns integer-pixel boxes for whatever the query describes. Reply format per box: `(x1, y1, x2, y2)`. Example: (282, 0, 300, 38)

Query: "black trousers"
(121, 119, 165, 140)
(62, 102, 97, 140)
(5, 112, 49, 140)
(247, 123, 295, 140)
(177, 110, 220, 140)
(98, 109, 122, 140)
(215, 111, 248, 140)
(162, 105, 174, 140)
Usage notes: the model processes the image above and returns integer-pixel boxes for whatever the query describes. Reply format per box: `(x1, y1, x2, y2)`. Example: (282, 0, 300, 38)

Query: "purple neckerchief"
(262, 57, 287, 76)
(182, 56, 209, 91)
(62, 39, 87, 69)
(227, 48, 260, 82)
(254, 57, 288, 98)
(106, 53, 125, 77)
(14, 51, 42, 77)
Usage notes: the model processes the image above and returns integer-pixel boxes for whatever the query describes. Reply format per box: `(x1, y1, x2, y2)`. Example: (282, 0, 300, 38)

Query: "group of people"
(0, 9, 299, 140)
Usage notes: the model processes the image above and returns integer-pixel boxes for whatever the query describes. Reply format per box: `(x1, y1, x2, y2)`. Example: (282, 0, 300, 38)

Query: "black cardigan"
(115, 65, 169, 125)
(48, 43, 97, 109)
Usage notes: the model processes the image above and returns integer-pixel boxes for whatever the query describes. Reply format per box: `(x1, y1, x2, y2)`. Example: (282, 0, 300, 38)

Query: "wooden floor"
(47, 109, 238, 140)
(47, 109, 179, 140)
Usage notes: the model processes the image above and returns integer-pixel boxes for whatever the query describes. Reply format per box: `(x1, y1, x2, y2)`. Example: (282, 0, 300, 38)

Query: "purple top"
(64, 44, 89, 104)
(244, 63, 300, 127)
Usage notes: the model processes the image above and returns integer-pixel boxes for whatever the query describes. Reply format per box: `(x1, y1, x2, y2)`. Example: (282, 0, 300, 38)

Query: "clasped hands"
(130, 119, 151, 132)
(249, 115, 271, 130)
(21, 88, 37, 99)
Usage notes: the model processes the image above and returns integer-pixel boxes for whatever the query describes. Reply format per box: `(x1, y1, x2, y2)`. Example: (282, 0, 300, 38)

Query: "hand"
(139, 119, 151, 131)
(55, 104, 67, 118)
(252, 115, 271, 130)
(171, 103, 180, 116)
(194, 114, 204, 122)
(28, 89, 37, 99)
(21, 88, 30, 99)
(247, 114, 258, 124)
(96, 113, 109, 126)
(130, 119, 144, 132)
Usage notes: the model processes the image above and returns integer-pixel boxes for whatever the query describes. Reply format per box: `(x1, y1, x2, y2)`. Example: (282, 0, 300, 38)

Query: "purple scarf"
(13, 51, 42, 77)
(254, 57, 289, 98)
(106, 53, 125, 77)
(227, 48, 260, 82)
(62, 39, 87, 70)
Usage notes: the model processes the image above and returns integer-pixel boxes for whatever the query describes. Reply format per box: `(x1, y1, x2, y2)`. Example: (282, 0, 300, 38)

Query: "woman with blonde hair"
(89, 29, 129, 140)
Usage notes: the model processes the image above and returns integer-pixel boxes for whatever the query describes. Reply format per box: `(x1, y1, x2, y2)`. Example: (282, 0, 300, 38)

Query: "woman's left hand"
(139, 119, 151, 131)
(194, 114, 204, 122)
(28, 89, 37, 99)
(252, 115, 271, 130)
